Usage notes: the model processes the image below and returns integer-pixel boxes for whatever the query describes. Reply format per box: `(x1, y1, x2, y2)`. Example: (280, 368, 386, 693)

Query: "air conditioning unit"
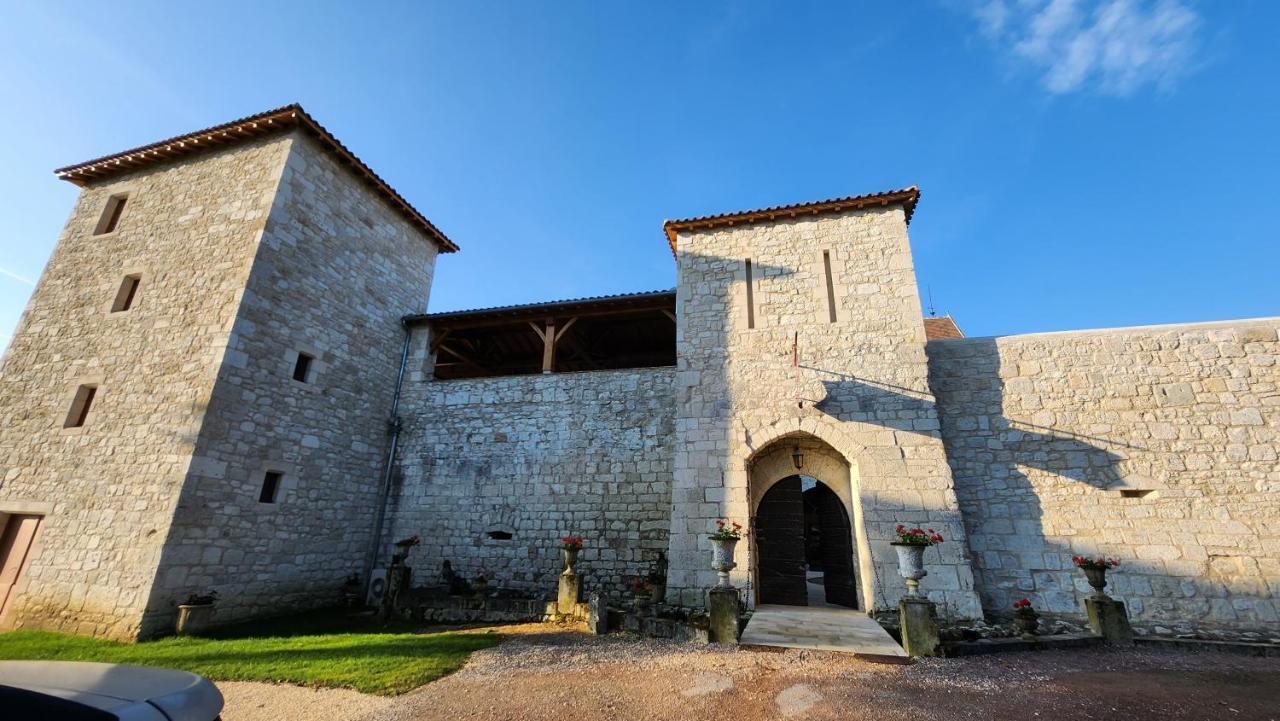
(366, 568, 388, 607)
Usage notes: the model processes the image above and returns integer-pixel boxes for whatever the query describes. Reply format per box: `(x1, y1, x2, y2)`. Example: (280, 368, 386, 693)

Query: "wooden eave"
(53, 104, 458, 253)
(406, 289, 676, 331)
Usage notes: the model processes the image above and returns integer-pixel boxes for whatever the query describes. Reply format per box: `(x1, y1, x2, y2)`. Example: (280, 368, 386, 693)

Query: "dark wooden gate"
(813, 485, 858, 608)
(755, 476, 808, 605)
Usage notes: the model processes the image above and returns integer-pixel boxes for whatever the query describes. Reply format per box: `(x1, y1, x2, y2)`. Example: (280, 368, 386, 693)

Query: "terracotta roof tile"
(924, 315, 964, 340)
(662, 186, 920, 255)
(54, 104, 458, 253)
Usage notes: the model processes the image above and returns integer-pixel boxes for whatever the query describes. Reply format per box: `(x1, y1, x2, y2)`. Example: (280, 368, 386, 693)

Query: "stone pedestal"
(381, 565, 411, 619)
(708, 588, 740, 643)
(1085, 596, 1134, 646)
(174, 604, 215, 636)
(587, 593, 608, 635)
(557, 572, 581, 614)
(898, 597, 940, 657)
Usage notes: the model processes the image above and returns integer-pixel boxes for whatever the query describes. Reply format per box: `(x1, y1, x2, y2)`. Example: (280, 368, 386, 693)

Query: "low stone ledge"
(942, 632, 1104, 657)
(402, 592, 549, 624)
(1134, 636, 1280, 658)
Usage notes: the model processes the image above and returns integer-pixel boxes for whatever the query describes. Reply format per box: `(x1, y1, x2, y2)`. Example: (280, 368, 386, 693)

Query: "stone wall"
(667, 208, 983, 618)
(385, 365, 675, 598)
(0, 135, 293, 639)
(141, 132, 439, 634)
(928, 318, 1280, 630)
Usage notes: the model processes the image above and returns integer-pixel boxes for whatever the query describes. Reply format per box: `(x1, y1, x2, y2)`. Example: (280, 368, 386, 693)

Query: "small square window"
(259, 471, 283, 504)
(95, 195, 128, 235)
(292, 352, 314, 383)
(64, 384, 98, 428)
(110, 274, 141, 313)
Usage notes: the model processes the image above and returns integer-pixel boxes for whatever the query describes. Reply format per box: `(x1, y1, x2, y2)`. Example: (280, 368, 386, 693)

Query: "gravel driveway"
(219, 623, 1280, 721)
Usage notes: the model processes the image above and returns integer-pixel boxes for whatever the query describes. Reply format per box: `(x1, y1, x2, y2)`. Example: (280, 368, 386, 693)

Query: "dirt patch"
(221, 624, 1280, 721)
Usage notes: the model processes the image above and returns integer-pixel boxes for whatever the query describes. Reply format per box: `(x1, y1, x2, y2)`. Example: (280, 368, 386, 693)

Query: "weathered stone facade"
(0, 106, 1274, 640)
(0, 134, 294, 639)
(928, 319, 1280, 630)
(0, 126, 439, 639)
(139, 132, 439, 635)
(664, 209, 983, 619)
(384, 366, 674, 594)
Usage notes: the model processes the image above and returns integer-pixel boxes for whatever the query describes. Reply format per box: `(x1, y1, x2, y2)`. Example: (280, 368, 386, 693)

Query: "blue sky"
(1, 1, 1276, 346)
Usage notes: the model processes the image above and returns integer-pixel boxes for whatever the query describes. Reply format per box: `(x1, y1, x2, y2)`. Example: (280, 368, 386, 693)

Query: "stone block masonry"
(0, 135, 295, 639)
(384, 366, 675, 598)
(0, 127, 442, 639)
(666, 207, 983, 619)
(141, 132, 439, 635)
(928, 318, 1280, 631)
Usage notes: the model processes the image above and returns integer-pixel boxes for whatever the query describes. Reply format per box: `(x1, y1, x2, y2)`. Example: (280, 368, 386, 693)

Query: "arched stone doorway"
(748, 433, 865, 609)
(756, 476, 857, 607)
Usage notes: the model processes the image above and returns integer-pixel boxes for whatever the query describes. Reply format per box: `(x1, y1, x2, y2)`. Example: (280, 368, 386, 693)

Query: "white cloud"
(970, 0, 1201, 95)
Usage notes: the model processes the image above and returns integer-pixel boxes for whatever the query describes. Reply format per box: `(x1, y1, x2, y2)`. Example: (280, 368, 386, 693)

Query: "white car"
(0, 660, 223, 720)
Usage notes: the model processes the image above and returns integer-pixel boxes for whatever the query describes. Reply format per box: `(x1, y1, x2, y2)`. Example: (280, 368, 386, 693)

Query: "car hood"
(0, 660, 223, 720)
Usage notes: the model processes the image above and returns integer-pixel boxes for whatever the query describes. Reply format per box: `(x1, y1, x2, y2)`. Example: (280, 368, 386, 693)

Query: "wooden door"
(755, 477, 808, 605)
(814, 488, 858, 608)
(0, 514, 41, 622)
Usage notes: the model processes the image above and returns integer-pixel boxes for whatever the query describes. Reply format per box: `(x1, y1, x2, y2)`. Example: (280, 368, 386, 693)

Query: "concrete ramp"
(740, 604, 909, 663)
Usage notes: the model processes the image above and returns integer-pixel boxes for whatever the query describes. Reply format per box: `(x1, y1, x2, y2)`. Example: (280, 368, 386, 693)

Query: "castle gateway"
(0, 105, 1275, 640)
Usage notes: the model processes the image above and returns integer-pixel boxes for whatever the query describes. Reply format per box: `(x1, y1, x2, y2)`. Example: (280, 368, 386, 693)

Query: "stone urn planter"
(175, 591, 218, 636)
(1072, 555, 1119, 598)
(634, 592, 652, 613)
(1015, 614, 1040, 637)
(710, 538, 739, 589)
(1013, 598, 1039, 637)
(562, 546, 579, 575)
(891, 542, 929, 598)
(1082, 566, 1109, 598)
(648, 574, 667, 605)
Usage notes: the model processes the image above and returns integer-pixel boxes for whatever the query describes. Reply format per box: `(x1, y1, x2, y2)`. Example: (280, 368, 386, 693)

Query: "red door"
(0, 514, 41, 623)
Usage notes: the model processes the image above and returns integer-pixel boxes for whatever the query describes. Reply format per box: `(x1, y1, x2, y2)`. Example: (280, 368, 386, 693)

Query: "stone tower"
(0, 106, 454, 639)
(663, 190, 983, 618)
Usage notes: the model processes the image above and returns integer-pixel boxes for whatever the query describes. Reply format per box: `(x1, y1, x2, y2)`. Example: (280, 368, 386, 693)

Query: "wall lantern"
(791, 447, 804, 470)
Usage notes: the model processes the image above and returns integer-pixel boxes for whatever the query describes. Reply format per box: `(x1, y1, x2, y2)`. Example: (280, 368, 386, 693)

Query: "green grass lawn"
(0, 615, 501, 695)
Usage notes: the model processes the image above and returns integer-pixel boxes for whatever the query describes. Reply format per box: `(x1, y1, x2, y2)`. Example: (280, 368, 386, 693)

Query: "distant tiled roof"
(406, 289, 676, 326)
(54, 104, 458, 253)
(411, 287, 964, 339)
(924, 315, 964, 340)
(662, 186, 920, 255)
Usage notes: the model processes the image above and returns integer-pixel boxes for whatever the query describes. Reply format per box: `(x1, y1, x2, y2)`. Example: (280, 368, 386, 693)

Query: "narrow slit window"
(1120, 489, 1155, 499)
(110, 274, 141, 313)
(822, 250, 838, 323)
(259, 471, 283, 503)
(487, 530, 513, 541)
(292, 352, 314, 382)
(64, 384, 97, 428)
(744, 258, 755, 329)
(95, 195, 128, 235)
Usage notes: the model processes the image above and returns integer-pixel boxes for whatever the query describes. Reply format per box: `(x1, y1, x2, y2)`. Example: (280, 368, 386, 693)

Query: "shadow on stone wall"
(923, 336, 1278, 630)
(806, 358, 1127, 617)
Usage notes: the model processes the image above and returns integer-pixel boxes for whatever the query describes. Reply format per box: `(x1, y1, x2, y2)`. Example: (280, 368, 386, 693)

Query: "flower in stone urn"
(1012, 597, 1039, 637)
(708, 519, 745, 589)
(1072, 555, 1119, 598)
(891, 524, 944, 598)
(630, 577, 654, 611)
(560, 535, 584, 576)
